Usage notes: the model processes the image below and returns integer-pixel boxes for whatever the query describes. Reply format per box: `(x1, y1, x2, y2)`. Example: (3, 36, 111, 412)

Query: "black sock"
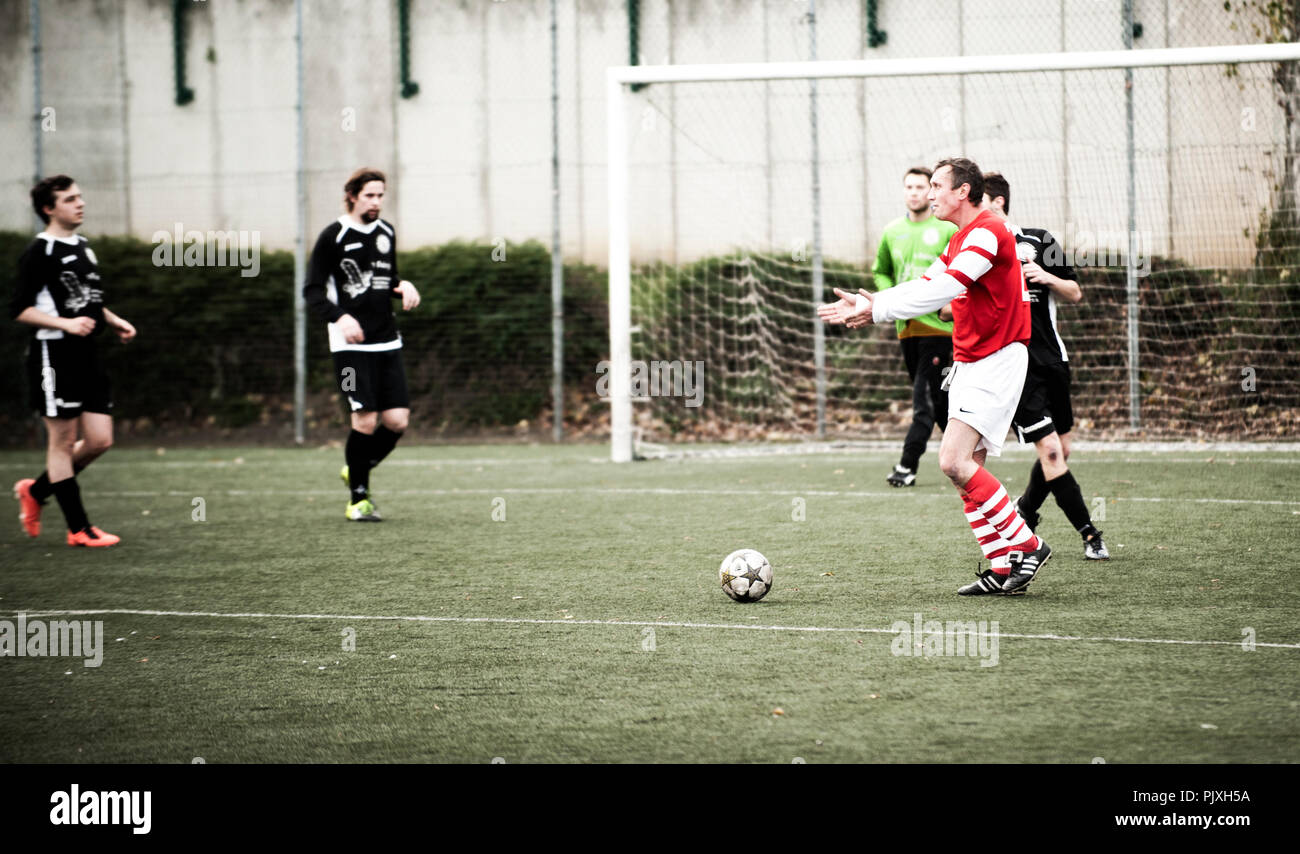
(30, 462, 85, 504)
(51, 477, 90, 533)
(1020, 460, 1049, 513)
(1046, 470, 1094, 533)
(345, 430, 374, 502)
(368, 426, 403, 468)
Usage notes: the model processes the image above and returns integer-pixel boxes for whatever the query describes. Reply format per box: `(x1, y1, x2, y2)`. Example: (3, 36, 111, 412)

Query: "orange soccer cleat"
(67, 526, 121, 548)
(13, 478, 41, 538)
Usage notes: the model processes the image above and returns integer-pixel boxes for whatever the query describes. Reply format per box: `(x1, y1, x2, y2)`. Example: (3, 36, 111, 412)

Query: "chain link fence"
(1, 0, 1294, 445)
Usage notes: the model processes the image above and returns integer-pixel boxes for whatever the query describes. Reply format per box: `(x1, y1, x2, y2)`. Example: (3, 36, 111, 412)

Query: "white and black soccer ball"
(719, 549, 773, 603)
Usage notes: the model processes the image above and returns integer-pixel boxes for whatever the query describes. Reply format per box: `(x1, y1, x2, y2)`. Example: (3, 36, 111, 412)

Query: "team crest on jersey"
(1016, 242, 1037, 263)
(923, 227, 940, 246)
(59, 271, 102, 312)
(375, 234, 391, 255)
(339, 258, 372, 298)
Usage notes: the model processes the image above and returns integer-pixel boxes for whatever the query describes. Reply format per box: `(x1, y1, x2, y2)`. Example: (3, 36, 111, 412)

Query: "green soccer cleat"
(342, 464, 376, 502)
(345, 498, 382, 522)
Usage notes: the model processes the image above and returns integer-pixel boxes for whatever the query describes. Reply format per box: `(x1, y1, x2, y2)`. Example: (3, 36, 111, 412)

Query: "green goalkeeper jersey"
(871, 214, 958, 336)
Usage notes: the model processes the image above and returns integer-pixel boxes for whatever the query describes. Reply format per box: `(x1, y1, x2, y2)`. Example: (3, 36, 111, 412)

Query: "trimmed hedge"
(0, 232, 607, 443)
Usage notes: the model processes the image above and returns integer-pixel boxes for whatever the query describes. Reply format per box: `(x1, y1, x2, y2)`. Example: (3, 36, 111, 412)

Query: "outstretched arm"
(870, 271, 965, 324)
(871, 227, 1006, 324)
(817, 288, 874, 327)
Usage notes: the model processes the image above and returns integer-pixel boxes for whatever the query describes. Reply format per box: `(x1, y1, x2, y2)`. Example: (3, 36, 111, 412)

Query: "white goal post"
(606, 42, 1300, 462)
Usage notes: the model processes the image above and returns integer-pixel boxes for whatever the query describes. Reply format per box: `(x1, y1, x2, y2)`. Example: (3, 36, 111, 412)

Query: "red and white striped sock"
(960, 466, 1039, 569)
(962, 493, 1015, 575)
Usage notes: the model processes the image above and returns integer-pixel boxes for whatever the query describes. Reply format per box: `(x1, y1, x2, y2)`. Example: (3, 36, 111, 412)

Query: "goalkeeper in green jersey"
(872, 166, 959, 487)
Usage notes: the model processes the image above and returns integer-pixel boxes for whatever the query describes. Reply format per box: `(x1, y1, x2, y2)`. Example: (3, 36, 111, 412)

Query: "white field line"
(5, 458, 1300, 469)
(76, 486, 1300, 506)
(0, 458, 595, 469)
(3, 608, 1297, 650)
(2, 439, 1300, 469)
(4, 456, 1300, 468)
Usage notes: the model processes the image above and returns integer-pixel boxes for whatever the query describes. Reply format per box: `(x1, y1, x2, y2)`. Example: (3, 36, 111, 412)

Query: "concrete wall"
(0, 0, 1288, 268)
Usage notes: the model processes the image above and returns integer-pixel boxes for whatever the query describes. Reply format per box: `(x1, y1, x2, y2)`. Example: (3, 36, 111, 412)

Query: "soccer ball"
(719, 549, 773, 603)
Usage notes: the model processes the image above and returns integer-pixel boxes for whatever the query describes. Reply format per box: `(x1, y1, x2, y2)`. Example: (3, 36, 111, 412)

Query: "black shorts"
(1012, 360, 1073, 443)
(27, 338, 113, 419)
(332, 347, 410, 413)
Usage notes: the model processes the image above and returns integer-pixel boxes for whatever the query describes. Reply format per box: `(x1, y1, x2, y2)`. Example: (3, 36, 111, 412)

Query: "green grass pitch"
(1, 443, 1297, 763)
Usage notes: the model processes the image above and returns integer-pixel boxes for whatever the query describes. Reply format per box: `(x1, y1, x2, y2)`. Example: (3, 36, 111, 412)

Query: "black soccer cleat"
(1014, 496, 1040, 533)
(886, 465, 917, 488)
(1002, 538, 1052, 595)
(957, 568, 1010, 596)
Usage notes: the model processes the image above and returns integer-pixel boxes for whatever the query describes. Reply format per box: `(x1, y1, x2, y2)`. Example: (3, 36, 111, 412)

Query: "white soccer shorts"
(943, 342, 1028, 457)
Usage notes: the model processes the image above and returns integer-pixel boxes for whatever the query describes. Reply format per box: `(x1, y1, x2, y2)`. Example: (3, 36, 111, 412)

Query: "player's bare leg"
(17, 412, 115, 537)
(71, 412, 114, 469)
(937, 419, 983, 487)
(369, 407, 407, 486)
(34, 416, 119, 546)
(379, 408, 408, 434)
(45, 417, 77, 483)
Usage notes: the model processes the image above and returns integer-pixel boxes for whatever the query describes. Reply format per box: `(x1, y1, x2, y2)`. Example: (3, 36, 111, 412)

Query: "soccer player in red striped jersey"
(818, 158, 1052, 595)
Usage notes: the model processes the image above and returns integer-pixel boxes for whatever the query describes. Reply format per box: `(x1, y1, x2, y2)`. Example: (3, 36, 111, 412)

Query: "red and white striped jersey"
(941, 210, 1031, 361)
(871, 209, 1031, 362)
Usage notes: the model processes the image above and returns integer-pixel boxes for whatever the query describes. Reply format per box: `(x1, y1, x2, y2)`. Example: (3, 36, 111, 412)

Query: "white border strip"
(4, 608, 1296, 650)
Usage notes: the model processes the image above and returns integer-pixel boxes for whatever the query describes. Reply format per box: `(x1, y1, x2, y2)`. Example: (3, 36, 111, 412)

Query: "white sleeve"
(872, 228, 998, 324)
(872, 258, 964, 324)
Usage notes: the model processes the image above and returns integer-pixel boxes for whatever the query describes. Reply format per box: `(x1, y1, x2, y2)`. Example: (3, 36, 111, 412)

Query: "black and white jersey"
(9, 232, 106, 341)
(1012, 225, 1073, 366)
(304, 216, 403, 353)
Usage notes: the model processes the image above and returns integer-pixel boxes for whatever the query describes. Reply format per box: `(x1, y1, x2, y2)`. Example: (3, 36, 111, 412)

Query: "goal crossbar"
(608, 42, 1300, 86)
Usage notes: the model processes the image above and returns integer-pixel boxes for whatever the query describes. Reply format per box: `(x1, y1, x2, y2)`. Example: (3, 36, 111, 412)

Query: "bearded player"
(304, 168, 420, 522)
(819, 158, 1051, 595)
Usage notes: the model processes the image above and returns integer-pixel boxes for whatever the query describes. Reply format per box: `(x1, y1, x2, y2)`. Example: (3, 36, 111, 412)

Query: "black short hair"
(933, 157, 983, 206)
(904, 166, 933, 182)
(343, 168, 386, 211)
(982, 172, 1010, 214)
(31, 174, 75, 224)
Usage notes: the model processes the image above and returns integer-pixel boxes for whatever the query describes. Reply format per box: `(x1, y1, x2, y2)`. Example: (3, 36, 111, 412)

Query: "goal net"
(606, 45, 1300, 461)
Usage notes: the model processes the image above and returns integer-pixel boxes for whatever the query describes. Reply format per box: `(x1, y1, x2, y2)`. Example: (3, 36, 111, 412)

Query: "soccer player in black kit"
(11, 175, 137, 547)
(981, 173, 1109, 560)
(304, 168, 421, 521)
